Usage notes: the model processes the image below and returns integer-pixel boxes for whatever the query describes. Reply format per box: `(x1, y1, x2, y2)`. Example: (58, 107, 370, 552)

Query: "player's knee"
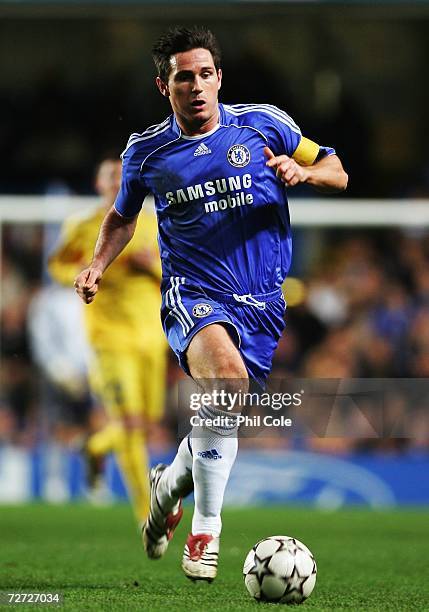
(216, 347, 248, 379)
(202, 362, 249, 398)
(222, 376, 249, 400)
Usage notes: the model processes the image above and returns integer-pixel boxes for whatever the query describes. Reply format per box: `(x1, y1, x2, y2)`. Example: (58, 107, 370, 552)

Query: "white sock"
(191, 405, 239, 537)
(157, 435, 193, 512)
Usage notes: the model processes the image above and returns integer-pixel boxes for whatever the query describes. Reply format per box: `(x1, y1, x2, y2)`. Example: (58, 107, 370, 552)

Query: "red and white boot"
(182, 533, 220, 582)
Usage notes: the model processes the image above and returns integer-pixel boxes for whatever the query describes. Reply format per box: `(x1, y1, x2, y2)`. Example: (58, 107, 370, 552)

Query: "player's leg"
(187, 324, 248, 532)
(139, 341, 167, 445)
(144, 322, 247, 574)
(144, 283, 245, 566)
(85, 418, 120, 500)
(115, 413, 151, 525)
(87, 351, 151, 524)
(182, 323, 248, 580)
(142, 436, 192, 559)
(156, 322, 247, 504)
(85, 353, 121, 499)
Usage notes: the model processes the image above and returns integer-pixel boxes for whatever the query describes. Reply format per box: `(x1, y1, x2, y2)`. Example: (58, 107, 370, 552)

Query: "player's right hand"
(264, 146, 308, 187)
(74, 267, 103, 304)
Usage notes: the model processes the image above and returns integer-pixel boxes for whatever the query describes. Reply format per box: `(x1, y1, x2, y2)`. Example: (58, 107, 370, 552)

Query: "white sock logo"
(197, 449, 223, 460)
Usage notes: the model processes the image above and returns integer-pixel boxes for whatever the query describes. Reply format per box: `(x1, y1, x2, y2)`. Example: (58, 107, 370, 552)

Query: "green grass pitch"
(0, 504, 427, 611)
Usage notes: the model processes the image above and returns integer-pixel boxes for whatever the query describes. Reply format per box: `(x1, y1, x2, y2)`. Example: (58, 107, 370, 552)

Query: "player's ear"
(217, 68, 222, 91)
(156, 76, 170, 97)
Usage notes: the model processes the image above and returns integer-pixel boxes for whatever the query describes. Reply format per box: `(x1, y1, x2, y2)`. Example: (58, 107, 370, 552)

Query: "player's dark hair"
(152, 26, 221, 82)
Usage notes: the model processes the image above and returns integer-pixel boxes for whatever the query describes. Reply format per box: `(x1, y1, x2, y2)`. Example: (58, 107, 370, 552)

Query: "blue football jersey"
(115, 103, 334, 296)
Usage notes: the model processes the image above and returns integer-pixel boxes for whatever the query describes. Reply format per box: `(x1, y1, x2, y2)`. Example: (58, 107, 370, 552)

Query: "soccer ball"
(243, 536, 317, 604)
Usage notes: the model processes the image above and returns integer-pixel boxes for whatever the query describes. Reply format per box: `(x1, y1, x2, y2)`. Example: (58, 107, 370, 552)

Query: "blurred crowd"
(1, 223, 428, 454)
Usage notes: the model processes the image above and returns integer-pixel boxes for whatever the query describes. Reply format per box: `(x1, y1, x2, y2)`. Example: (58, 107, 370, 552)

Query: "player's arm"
(264, 136, 348, 193)
(74, 207, 137, 304)
(300, 152, 348, 193)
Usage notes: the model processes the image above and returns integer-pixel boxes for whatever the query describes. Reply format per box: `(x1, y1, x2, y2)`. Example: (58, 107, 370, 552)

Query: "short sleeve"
(260, 105, 302, 158)
(258, 106, 336, 162)
(114, 146, 149, 218)
(316, 145, 336, 160)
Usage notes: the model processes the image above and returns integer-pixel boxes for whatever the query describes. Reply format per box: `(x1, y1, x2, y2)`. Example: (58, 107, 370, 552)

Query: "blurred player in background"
(49, 158, 167, 526)
(74, 27, 347, 581)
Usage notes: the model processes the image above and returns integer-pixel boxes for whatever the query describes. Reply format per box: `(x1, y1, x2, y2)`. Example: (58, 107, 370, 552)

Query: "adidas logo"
(197, 449, 222, 460)
(194, 143, 212, 157)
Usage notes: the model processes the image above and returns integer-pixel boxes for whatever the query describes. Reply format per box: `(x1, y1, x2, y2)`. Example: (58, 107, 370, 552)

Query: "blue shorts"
(161, 277, 286, 385)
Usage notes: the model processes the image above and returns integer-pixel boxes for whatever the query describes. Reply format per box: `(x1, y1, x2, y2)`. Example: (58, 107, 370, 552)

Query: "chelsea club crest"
(192, 303, 213, 318)
(227, 144, 251, 168)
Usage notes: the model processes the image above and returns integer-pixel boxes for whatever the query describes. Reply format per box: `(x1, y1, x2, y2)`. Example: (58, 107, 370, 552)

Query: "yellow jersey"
(49, 205, 165, 353)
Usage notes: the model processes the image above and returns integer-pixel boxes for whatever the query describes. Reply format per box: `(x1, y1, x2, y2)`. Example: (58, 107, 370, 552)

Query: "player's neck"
(177, 109, 220, 137)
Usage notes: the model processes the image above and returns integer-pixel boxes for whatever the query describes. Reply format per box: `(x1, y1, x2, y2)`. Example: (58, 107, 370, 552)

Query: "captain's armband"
(292, 136, 320, 166)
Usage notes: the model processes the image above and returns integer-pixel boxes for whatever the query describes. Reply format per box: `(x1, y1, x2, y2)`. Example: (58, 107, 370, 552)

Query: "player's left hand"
(264, 147, 309, 187)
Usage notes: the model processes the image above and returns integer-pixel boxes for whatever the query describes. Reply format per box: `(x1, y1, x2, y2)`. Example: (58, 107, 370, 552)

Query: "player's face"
(156, 48, 222, 136)
(95, 160, 122, 201)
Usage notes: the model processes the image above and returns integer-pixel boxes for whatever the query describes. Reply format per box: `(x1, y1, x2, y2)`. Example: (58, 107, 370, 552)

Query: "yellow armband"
(292, 136, 320, 166)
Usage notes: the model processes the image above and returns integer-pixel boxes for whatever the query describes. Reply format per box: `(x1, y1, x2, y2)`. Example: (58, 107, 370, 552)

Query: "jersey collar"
(181, 123, 220, 140)
(171, 105, 224, 139)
